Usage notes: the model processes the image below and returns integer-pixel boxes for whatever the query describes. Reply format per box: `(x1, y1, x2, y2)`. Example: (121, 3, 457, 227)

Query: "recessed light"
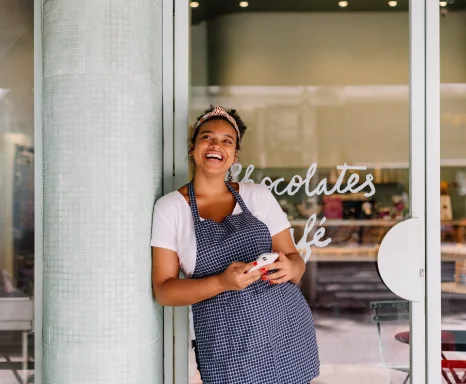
(439, 1, 447, 5)
(388, 1, 398, 6)
(338, 1, 348, 7)
(190, 1, 199, 7)
(239, 1, 249, 7)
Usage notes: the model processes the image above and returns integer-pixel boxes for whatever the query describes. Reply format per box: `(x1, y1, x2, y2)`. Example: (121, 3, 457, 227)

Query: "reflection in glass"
(440, 13, 466, 380)
(188, 1, 419, 382)
(0, 1, 35, 383)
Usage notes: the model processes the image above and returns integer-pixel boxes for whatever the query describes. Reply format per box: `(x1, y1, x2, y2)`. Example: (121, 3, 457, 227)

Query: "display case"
(235, 164, 466, 308)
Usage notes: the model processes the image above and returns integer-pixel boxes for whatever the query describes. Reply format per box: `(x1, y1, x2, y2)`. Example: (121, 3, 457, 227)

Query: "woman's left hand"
(261, 251, 303, 285)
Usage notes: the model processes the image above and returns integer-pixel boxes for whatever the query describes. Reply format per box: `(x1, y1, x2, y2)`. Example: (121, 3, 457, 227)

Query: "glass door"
(436, 0, 466, 382)
(167, 0, 433, 382)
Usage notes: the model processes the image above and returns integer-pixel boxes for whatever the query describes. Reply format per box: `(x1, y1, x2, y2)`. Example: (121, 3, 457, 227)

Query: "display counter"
(0, 289, 33, 377)
(298, 219, 466, 306)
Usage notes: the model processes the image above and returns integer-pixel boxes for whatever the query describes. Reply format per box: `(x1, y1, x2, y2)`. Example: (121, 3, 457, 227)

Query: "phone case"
(248, 252, 279, 272)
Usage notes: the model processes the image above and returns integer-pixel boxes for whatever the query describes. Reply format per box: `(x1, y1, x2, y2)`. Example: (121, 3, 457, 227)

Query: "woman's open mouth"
(205, 152, 224, 163)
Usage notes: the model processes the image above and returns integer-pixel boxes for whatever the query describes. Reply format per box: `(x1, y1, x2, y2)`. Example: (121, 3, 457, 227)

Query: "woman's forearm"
(154, 275, 226, 306)
(286, 252, 306, 284)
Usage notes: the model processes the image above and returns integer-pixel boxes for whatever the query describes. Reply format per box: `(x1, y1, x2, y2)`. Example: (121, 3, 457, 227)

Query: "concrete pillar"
(40, 0, 163, 382)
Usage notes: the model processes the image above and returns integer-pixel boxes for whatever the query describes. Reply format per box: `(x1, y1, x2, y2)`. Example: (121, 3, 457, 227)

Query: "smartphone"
(248, 252, 279, 273)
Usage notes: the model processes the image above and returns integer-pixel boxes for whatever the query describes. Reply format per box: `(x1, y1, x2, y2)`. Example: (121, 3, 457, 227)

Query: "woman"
(151, 106, 319, 383)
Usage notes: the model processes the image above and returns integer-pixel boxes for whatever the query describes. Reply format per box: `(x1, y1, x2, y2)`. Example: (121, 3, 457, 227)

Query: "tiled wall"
(41, 1, 163, 382)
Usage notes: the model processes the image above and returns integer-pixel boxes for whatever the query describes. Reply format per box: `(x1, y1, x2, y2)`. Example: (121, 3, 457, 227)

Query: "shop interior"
(188, 0, 466, 382)
(0, 1, 35, 383)
(0, 0, 466, 383)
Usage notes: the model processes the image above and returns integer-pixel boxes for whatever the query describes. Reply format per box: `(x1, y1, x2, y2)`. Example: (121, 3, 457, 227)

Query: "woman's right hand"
(218, 261, 264, 291)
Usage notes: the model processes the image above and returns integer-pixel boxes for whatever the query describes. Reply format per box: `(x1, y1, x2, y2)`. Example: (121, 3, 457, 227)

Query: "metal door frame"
(162, 1, 190, 383)
(424, 0, 441, 381)
(164, 0, 441, 382)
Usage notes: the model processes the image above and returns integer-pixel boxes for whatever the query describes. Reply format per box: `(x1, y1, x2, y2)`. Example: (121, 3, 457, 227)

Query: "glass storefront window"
(188, 2, 416, 383)
(0, 1, 35, 383)
(439, 7, 466, 383)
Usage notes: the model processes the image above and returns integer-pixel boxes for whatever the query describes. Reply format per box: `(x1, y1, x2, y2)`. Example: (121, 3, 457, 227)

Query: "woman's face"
(192, 119, 238, 177)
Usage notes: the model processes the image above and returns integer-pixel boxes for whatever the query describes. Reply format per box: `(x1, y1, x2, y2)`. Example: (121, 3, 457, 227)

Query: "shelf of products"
(295, 217, 466, 308)
(306, 242, 466, 263)
(292, 219, 466, 227)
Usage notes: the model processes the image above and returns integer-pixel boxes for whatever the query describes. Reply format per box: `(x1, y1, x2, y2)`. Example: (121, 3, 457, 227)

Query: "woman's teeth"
(206, 153, 223, 160)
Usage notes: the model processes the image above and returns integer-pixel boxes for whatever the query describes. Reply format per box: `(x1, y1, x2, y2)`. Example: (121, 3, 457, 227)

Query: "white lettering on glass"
(230, 162, 377, 262)
(290, 214, 332, 263)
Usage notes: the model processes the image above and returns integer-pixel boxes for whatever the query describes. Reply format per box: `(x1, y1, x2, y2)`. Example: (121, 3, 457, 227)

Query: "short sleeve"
(150, 202, 178, 252)
(263, 187, 291, 236)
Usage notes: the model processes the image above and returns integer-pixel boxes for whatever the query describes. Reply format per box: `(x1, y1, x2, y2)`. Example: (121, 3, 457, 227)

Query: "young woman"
(151, 106, 319, 383)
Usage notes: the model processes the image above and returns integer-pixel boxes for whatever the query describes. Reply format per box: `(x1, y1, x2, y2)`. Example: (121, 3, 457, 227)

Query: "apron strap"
(188, 180, 251, 223)
(225, 182, 251, 215)
(188, 181, 202, 224)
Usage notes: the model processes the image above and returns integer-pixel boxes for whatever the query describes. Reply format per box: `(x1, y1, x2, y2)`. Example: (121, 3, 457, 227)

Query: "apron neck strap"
(188, 180, 251, 223)
(225, 181, 250, 214)
(188, 181, 201, 223)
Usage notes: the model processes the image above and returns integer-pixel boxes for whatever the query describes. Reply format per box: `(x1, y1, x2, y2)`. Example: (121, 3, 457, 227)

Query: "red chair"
(395, 331, 466, 383)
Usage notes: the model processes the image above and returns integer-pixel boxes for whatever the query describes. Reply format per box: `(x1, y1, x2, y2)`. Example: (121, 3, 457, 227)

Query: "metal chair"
(0, 294, 34, 383)
(370, 300, 410, 384)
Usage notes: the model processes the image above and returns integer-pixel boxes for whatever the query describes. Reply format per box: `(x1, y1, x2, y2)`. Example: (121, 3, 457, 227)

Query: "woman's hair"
(189, 105, 247, 153)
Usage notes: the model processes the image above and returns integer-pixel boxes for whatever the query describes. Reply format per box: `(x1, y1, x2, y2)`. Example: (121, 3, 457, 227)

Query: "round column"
(41, 0, 163, 382)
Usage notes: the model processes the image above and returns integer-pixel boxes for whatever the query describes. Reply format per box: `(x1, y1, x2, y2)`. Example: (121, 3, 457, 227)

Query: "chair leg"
(442, 369, 453, 384)
(462, 371, 466, 384)
(402, 372, 410, 384)
(376, 322, 393, 384)
(442, 353, 462, 383)
(22, 331, 28, 380)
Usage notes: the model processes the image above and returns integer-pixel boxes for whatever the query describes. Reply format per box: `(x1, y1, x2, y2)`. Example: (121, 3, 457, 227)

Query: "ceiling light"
(338, 1, 348, 7)
(439, 1, 447, 5)
(239, 1, 249, 7)
(388, 1, 397, 6)
(189, 1, 199, 7)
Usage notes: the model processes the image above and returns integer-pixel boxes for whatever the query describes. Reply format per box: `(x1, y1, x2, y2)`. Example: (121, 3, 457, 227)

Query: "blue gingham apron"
(189, 181, 320, 384)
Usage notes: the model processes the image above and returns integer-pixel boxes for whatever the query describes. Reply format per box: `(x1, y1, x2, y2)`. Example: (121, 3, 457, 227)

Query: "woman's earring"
(227, 164, 234, 182)
(228, 158, 238, 182)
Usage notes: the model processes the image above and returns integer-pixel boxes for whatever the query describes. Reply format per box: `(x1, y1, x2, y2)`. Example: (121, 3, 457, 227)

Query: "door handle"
(377, 217, 423, 302)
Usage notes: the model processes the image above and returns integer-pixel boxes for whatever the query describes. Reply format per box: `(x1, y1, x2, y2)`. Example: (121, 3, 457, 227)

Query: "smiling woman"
(187, 106, 247, 178)
(150, 105, 320, 383)
(190, 119, 237, 175)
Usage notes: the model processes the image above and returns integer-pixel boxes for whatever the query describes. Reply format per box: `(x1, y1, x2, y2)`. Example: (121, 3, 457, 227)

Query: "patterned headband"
(193, 106, 241, 142)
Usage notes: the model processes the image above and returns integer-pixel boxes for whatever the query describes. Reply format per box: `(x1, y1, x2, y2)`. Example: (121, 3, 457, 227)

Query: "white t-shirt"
(150, 182, 291, 339)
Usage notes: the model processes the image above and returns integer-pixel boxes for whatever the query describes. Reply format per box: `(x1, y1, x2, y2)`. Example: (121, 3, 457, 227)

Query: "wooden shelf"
(306, 243, 466, 262)
(291, 219, 466, 227)
(442, 220, 466, 226)
(291, 219, 398, 227)
(441, 282, 466, 295)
